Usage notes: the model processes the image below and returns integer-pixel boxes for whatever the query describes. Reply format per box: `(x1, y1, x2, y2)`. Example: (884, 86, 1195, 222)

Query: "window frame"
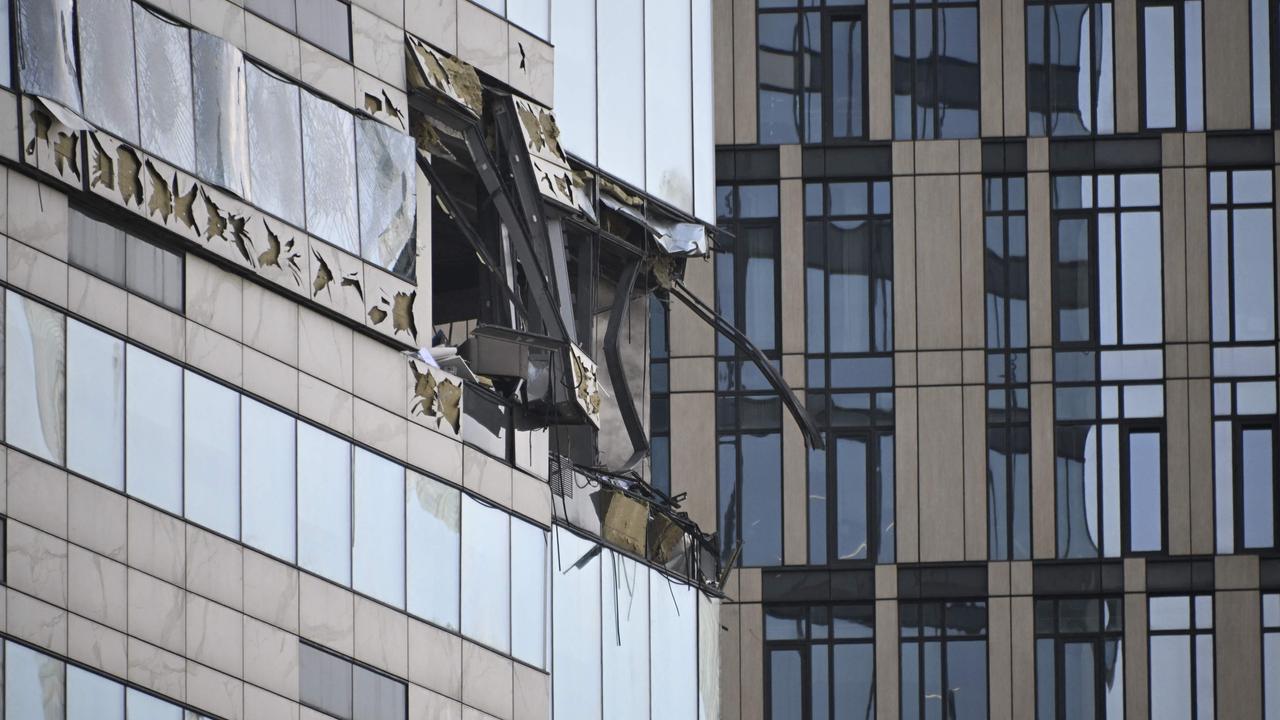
(762, 601, 877, 720)
(1033, 595, 1126, 720)
(1136, 0, 1204, 132)
(1208, 167, 1278, 345)
(1231, 415, 1280, 553)
(1026, 0, 1117, 137)
(1146, 593, 1215, 720)
(898, 599, 990, 720)
(890, 0, 982, 140)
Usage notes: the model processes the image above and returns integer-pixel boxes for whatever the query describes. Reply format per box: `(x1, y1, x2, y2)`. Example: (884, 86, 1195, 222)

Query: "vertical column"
(1204, 0, 1253, 130)
(713, 0, 735, 144)
(732, 0, 758, 144)
(1113, 0, 1139, 133)
(875, 597, 899, 720)
(979, 0, 1004, 137)
(895, 387, 920, 564)
(868, 0, 894, 140)
(740, 603, 765, 720)
(1000, 0, 1026, 136)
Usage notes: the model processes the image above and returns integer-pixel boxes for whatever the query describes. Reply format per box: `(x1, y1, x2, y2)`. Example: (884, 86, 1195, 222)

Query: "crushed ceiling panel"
(405, 35, 483, 119)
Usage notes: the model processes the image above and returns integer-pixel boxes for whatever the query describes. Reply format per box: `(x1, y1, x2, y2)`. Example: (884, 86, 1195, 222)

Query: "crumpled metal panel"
(568, 342, 601, 428)
(511, 96, 595, 219)
(79, 0, 139, 143)
(16, 0, 81, 111)
(408, 358, 464, 438)
(356, 115, 416, 276)
(656, 222, 709, 257)
(192, 30, 251, 198)
(134, 6, 195, 170)
(246, 62, 305, 228)
(22, 96, 83, 187)
(405, 35, 483, 118)
(301, 91, 358, 253)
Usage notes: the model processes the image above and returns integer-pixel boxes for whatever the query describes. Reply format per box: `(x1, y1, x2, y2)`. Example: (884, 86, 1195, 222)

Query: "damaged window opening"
(69, 206, 184, 312)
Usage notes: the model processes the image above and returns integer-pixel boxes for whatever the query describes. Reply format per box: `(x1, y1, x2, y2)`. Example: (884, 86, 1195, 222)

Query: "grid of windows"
(764, 603, 876, 719)
(1210, 169, 1276, 345)
(890, 0, 980, 140)
(68, 207, 183, 313)
(1026, 0, 1116, 137)
(1138, 0, 1204, 131)
(1213, 379, 1279, 553)
(1147, 594, 1214, 720)
(899, 601, 989, 720)
(1034, 596, 1125, 720)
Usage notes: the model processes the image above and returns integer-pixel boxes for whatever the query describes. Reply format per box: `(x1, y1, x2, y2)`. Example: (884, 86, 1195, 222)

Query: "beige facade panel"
(671, 392, 718, 532)
(896, 387, 920, 564)
(1216, 590, 1263, 718)
(714, 0, 735, 145)
(783, 418, 807, 565)
(1010, 596, 1036, 718)
(960, 174, 986, 349)
(733, 0, 758, 144)
(670, 256, 717, 358)
(781, 179, 806, 355)
(1027, 173, 1052, 348)
(1165, 379, 1191, 556)
(917, 386, 965, 563)
(1188, 379, 1215, 554)
(988, 598, 1012, 720)
(1031, 383, 1055, 558)
(915, 175, 962, 350)
(963, 385, 987, 560)
(720, 603, 742, 720)
(893, 177, 918, 351)
(868, 0, 892, 140)
(1184, 169, 1211, 342)
(1124, 593, 1149, 720)
(979, 0, 1004, 137)
(1000, 0, 1026, 136)
(1204, 0, 1253, 130)
(1113, 0, 1138, 134)
(1162, 169, 1188, 343)
(740, 603, 764, 720)
(874, 599, 899, 720)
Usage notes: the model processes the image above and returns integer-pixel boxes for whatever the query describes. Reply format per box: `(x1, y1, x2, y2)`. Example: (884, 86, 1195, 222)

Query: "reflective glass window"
(297, 424, 352, 585)
(68, 208, 127, 287)
(134, 7, 195, 170)
(192, 30, 251, 198)
(301, 91, 359, 254)
(603, 550, 649, 720)
(758, 10, 821, 144)
(1148, 594, 1214, 720)
(552, 527, 602, 720)
(644, 0, 694, 212)
(16, 0, 81, 110)
(1209, 170, 1276, 344)
(127, 689, 181, 720)
(125, 235, 184, 312)
(650, 573, 698, 720)
(355, 116, 417, 277)
(900, 601, 988, 720)
(892, 0, 980, 139)
(718, 392, 783, 566)
(353, 665, 407, 720)
(1213, 390, 1278, 554)
(241, 397, 297, 561)
(1139, 1, 1203, 131)
(183, 373, 240, 540)
(353, 448, 406, 608)
(5, 640, 65, 719)
(508, 0, 549, 38)
(1027, 1, 1116, 136)
(66, 319, 125, 490)
(297, 0, 351, 60)
(300, 643, 353, 719)
(511, 518, 548, 668)
(831, 14, 866, 140)
(596, 0, 645, 188)
(247, 62, 305, 228)
(1265, 594, 1280, 718)
(1034, 597, 1125, 718)
(551, 0, 596, 162)
(764, 603, 876, 718)
(5, 291, 66, 464)
(78, 0, 139, 143)
(461, 495, 511, 653)
(126, 345, 183, 513)
(68, 665, 123, 720)
(407, 471, 460, 630)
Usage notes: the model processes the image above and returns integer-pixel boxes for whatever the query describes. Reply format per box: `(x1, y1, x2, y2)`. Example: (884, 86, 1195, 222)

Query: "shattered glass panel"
(356, 116, 416, 276)
(461, 495, 511, 653)
(597, 0, 645, 188)
(184, 371, 241, 539)
(247, 63, 305, 228)
(126, 345, 183, 514)
(644, 0, 693, 213)
(511, 519, 548, 669)
(66, 319, 125, 490)
(16, 0, 81, 111)
(407, 471, 461, 630)
(134, 7, 195, 170)
(5, 290, 66, 464)
(79, 0, 139, 143)
(193, 31, 251, 198)
(301, 91, 358, 253)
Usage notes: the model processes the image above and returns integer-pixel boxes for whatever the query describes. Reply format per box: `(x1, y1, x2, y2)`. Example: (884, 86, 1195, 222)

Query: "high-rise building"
(0, 1, 731, 719)
(690, 1, 1280, 718)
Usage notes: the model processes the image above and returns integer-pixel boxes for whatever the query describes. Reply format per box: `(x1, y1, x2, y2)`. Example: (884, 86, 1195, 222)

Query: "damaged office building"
(0, 0, 828, 718)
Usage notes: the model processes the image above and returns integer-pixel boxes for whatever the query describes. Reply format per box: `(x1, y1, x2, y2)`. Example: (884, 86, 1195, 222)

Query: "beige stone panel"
(191, 0, 246, 48)
(407, 425, 464, 486)
(243, 347, 299, 412)
(1216, 555, 1260, 590)
(1187, 342, 1211, 378)
(186, 322, 243, 387)
(783, 415, 807, 565)
(980, 0, 1003, 137)
(713, 0, 734, 145)
(298, 373, 354, 437)
(1162, 133, 1184, 168)
(243, 549, 300, 634)
(781, 179, 805, 354)
(1010, 596, 1035, 717)
(185, 256, 243, 341)
(670, 392, 717, 531)
(1165, 380, 1190, 556)
(740, 604, 763, 720)
(895, 387, 920, 563)
(893, 177, 917, 351)
(68, 546, 126, 631)
(963, 385, 987, 560)
(669, 357, 714, 392)
(513, 663, 550, 720)
(354, 399, 408, 461)
(1124, 593, 1148, 720)
(917, 350, 962, 386)
(128, 500, 186, 586)
(68, 269, 128, 335)
(128, 569, 186, 655)
(874, 565, 896, 599)
(737, 569, 761, 604)
(1031, 383, 1055, 558)
(456, 1, 508, 83)
(8, 238, 68, 308)
(68, 615, 128, 678)
(301, 41, 356, 107)
(243, 615, 300, 700)
(462, 641, 513, 720)
(7, 450, 67, 537)
(410, 617, 462, 699)
(243, 282, 299, 366)
(245, 13, 301, 78)
(355, 595, 409, 677)
(892, 141, 915, 175)
(914, 141, 960, 175)
(780, 145, 802, 179)
(895, 351, 917, 387)
(128, 636, 186, 701)
(1123, 558, 1146, 593)
(1165, 343, 1188, 379)
(0, 93, 16, 161)
(1027, 173, 1052, 347)
(186, 526, 243, 611)
(299, 572, 355, 656)
(670, 256, 715, 357)
(245, 684, 301, 720)
(732, 0, 757, 144)
(962, 349, 984, 385)
(868, 0, 892, 140)
(1010, 561, 1033, 596)
(299, 307, 354, 392)
(1001, 0, 1026, 136)
(719, 603, 742, 720)
(1027, 138, 1048, 173)
(960, 174, 985, 347)
(874, 599, 898, 720)
(1113, 0, 1138, 133)
(186, 593, 244, 676)
(67, 474, 127, 562)
(508, 30, 554, 107)
(407, 0, 457, 55)
(1184, 133, 1206, 166)
(8, 173, 67, 260)
(187, 663, 244, 720)
(1162, 169, 1187, 342)
(128, 295, 185, 361)
(960, 140, 982, 174)
(1216, 590, 1263, 718)
(918, 387, 965, 562)
(7, 520, 67, 608)
(463, 445, 513, 508)
(1204, 0, 1253, 130)
(6, 588, 67, 655)
(1184, 169, 1210, 341)
(1188, 379, 1214, 554)
(352, 5, 405, 89)
(511, 470, 552, 527)
(988, 597, 1012, 720)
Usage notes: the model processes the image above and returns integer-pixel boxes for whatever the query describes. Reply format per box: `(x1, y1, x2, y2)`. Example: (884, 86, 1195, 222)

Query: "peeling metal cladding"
(78, 0, 140, 144)
(356, 114, 417, 276)
(301, 90, 360, 254)
(245, 62, 305, 229)
(511, 95, 595, 220)
(656, 223, 709, 257)
(408, 358, 464, 438)
(404, 34, 483, 118)
(22, 96, 84, 187)
(16, 0, 82, 112)
(134, 5, 195, 171)
(192, 30, 251, 199)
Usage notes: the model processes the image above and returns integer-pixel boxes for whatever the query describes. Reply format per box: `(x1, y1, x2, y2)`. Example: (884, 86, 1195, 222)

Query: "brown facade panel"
(1010, 596, 1037, 718)
(914, 175, 963, 350)
(1204, 0, 1253, 130)
(1165, 379, 1191, 556)
(782, 418, 808, 566)
(979, 0, 1004, 137)
(740, 603, 765, 720)
(1113, 0, 1139, 134)
(1031, 383, 1055, 558)
(780, 179, 806, 355)
(868, 0, 893, 141)
(963, 384, 988, 561)
(874, 599, 899, 720)
(732, 0, 758, 144)
(670, 256, 717, 358)
(1124, 592, 1149, 720)
(1162, 169, 1188, 343)
(1216, 590, 1263, 718)
(1027, 172, 1052, 348)
(896, 387, 921, 564)
(670, 392, 718, 532)
(1188, 379, 1215, 555)
(719, 602, 743, 720)
(960, 173, 987, 349)
(714, 0, 735, 145)
(1184, 169, 1211, 342)
(1000, 0, 1026, 136)
(917, 386, 966, 562)
(893, 176, 918, 352)
(988, 597, 1013, 720)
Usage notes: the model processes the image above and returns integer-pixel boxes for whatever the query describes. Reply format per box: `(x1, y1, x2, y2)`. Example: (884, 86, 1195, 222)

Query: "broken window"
(302, 90, 359, 253)
(193, 30, 250, 198)
(125, 344, 183, 513)
(356, 115, 417, 276)
(353, 448, 407, 609)
(242, 396, 297, 562)
(79, 0, 140, 143)
(407, 471, 461, 630)
(461, 494, 512, 653)
(247, 62, 306, 229)
(649, 295, 672, 495)
(135, 6, 196, 170)
(5, 290, 65, 464)
(297, 423, 352, 585)
(16, 0, 81, 111)
(184, 370, 241, 540)
(66, 319, 125, 490)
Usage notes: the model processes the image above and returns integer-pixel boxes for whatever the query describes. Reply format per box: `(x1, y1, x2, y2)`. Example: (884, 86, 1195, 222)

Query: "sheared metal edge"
(21, 95, 85, 189)
(408, 357, 464, 438)
(83, 127, 421, 348)
(568, 342, 602, 429)
(405, 35, 483, 119)
(363, 263, 420, 342)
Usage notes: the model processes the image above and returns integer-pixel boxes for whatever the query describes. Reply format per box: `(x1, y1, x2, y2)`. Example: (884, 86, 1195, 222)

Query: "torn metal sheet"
(301, 90, 359, 254)
(600, 487, 649, 556)
(405, 35, 483, 118)
(356, 115, 417, 276)
(510, 96, 595, 219)
(79, 0, 140, 143)
(192, 30, 251, 198)
(134, 6, 195, 170)
(408, 358, 464, 437)
(246, 62, 305, 228)
(568, 342, 602, 428)
(22, 96, 83, 188)
(16, 0, 82, 112)
(363, 263, 420, 341)
(656, 222, 709, 257)
(598, 259, 649, 470)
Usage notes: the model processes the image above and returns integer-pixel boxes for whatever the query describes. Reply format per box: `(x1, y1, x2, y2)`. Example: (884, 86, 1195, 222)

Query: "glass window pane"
(355, 116, 417, 276)
(68, 666, 122, 720)
(297, 424, 351, 585)
(1055, 218, 1092, 343)
(6, 291, 66, 463)
(508, 0, 549, 38)
(936, 6, 980, 138)
(769, 648, 802, 720)
(833, 643, 874, 717)
(353, 448, 405, 608)
(126, 236, 182, 312)
(126, 345, 183, 513)
(1127, 430, 1162, 552)
(407, 471, 460, 630)
(650, 572, 697, 720)
(68, 209, 127, 285)
(297, 0, 350, 59)
(6, 641, 65, 720)
(603, 551, 649, 720)
(184, 372, 240, 538)
(832, 18, 865, 139)
(1232, 209, 1276, 341)
(78, 0, 139, 143)
(301, 91, 358, 253)
(552, 527, 602, 720)
(1035, 638, 1055, 720)
(1252, 0, 1271, 128)
(1150, 635, 1192, 720)
(134, 7, 195, 169)
(16, 0, 81, 110)
(511, 519, 548, 668)
(1184, 1, 1203, 131)
(241, 397, 296, 561)
(835, 435, 869, 560)
(551, 0, 596, 162)
(1195, 634, 1214, 719)
(1120, 212, 1162, 344)
(1243, 427, 1275, 549)
(66, 319, 125, 489)
(948, 639, 988, 719)
(192, 31, 251, 198)
(1063, 641, 1096, 719)
(353, 666, 406, 720)
(246, 0, 295, 30)
(596, 0, 645, 187)
(461, 495, 511, 652)
(247, 63, 305, 228)
(644, 0, 693, 212)
(1142, 6, 1176, 129)
(299, 644, 353, 719)
(740, 431, 783, 565)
